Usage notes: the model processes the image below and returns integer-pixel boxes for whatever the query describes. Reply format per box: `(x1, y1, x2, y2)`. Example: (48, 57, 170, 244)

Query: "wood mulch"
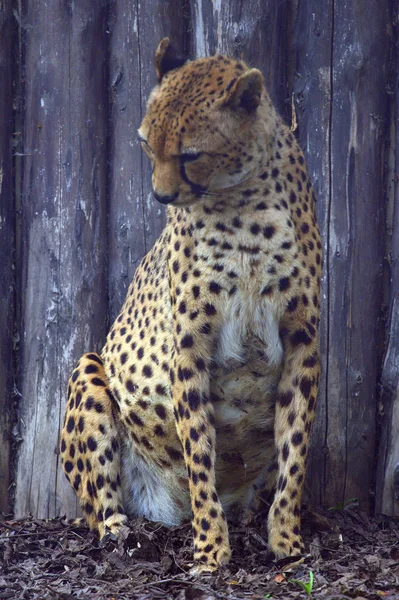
(1, 506, 399, 599)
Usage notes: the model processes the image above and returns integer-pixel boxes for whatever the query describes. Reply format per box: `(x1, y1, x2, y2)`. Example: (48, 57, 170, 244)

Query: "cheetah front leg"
(60, 353, 128, 540)
(267, 310, 320, 559)
(170, 292, 231, 573)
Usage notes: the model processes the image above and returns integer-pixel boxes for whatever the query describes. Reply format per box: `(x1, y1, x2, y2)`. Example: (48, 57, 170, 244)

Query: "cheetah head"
(138, 38, 276, 208)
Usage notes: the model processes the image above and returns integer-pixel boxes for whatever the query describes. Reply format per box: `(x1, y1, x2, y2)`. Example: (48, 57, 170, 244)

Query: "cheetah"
(60, 38, 322, 572)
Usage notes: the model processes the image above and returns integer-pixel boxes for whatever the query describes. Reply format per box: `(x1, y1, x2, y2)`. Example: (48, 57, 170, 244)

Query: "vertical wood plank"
(15, 0, 109, 518)
(291, 0, 333, 507)
(376, 23, 399, 514)
(107, 0, 189, 322)
(107, 1, 147, 321)
(377, 298, 399, 515)
(0, 0, 15, 512)
(324, 0, 391, 509)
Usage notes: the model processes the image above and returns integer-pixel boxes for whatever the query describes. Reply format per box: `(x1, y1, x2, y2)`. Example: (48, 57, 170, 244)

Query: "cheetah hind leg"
(60, 353, 128, 541)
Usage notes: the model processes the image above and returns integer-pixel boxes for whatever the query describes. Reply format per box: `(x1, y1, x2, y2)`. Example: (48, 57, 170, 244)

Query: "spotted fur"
(60, 38, 322, 572)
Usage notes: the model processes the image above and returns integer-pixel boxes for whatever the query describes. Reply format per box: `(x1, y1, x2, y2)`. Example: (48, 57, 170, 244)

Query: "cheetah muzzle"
(60, 37, 322, 573)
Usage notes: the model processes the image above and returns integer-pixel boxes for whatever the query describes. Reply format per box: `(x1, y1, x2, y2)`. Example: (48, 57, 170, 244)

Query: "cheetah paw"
(268, 529, 305, 560)
(99, 522, 130, 547)
(190, 542, 231, 575)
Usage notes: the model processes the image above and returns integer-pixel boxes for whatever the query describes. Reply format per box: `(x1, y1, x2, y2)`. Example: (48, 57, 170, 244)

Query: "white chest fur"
(215, 290, 284, 369)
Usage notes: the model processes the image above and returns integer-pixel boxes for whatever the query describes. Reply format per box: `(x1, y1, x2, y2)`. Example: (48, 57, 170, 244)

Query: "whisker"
(202, 190, 222, 197)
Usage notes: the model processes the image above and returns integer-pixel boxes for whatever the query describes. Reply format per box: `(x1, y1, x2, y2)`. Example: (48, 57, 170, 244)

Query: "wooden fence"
(0, 0, 398, 519)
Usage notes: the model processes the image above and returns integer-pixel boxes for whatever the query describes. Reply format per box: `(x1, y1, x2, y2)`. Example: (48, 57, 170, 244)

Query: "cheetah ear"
(222, 69, 264, 113)
(155, 38, 187, 82)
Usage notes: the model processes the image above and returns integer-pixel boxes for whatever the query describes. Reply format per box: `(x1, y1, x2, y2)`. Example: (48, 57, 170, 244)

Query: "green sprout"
(328, 497, 358, 511)
(289, 570, 314, 596)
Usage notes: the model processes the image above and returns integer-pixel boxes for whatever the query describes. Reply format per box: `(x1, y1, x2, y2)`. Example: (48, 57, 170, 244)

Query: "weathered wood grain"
(0, 0, 15, 512)
(291, 0, 333, 508)
(107, 0, 148, 322)
(322, 0, 391, 510)
(377, 299, 399, 515)
(14, 1, 109, 518)
(376, 28, 399, 515)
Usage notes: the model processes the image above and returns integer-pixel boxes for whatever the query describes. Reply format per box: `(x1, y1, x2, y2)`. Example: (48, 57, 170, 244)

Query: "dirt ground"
(1, 506, 399, 599)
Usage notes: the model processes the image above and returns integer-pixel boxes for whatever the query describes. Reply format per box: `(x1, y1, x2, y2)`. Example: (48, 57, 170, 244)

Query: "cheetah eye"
(180, 152, 203, 163)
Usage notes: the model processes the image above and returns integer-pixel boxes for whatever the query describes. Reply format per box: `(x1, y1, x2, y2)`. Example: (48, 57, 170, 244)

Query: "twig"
(0, 522, 23, 533)
(0, 529, 73, 540)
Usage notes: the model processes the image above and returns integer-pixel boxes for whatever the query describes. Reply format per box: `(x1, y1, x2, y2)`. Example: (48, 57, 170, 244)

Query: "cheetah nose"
(153, 190, 179, 205)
